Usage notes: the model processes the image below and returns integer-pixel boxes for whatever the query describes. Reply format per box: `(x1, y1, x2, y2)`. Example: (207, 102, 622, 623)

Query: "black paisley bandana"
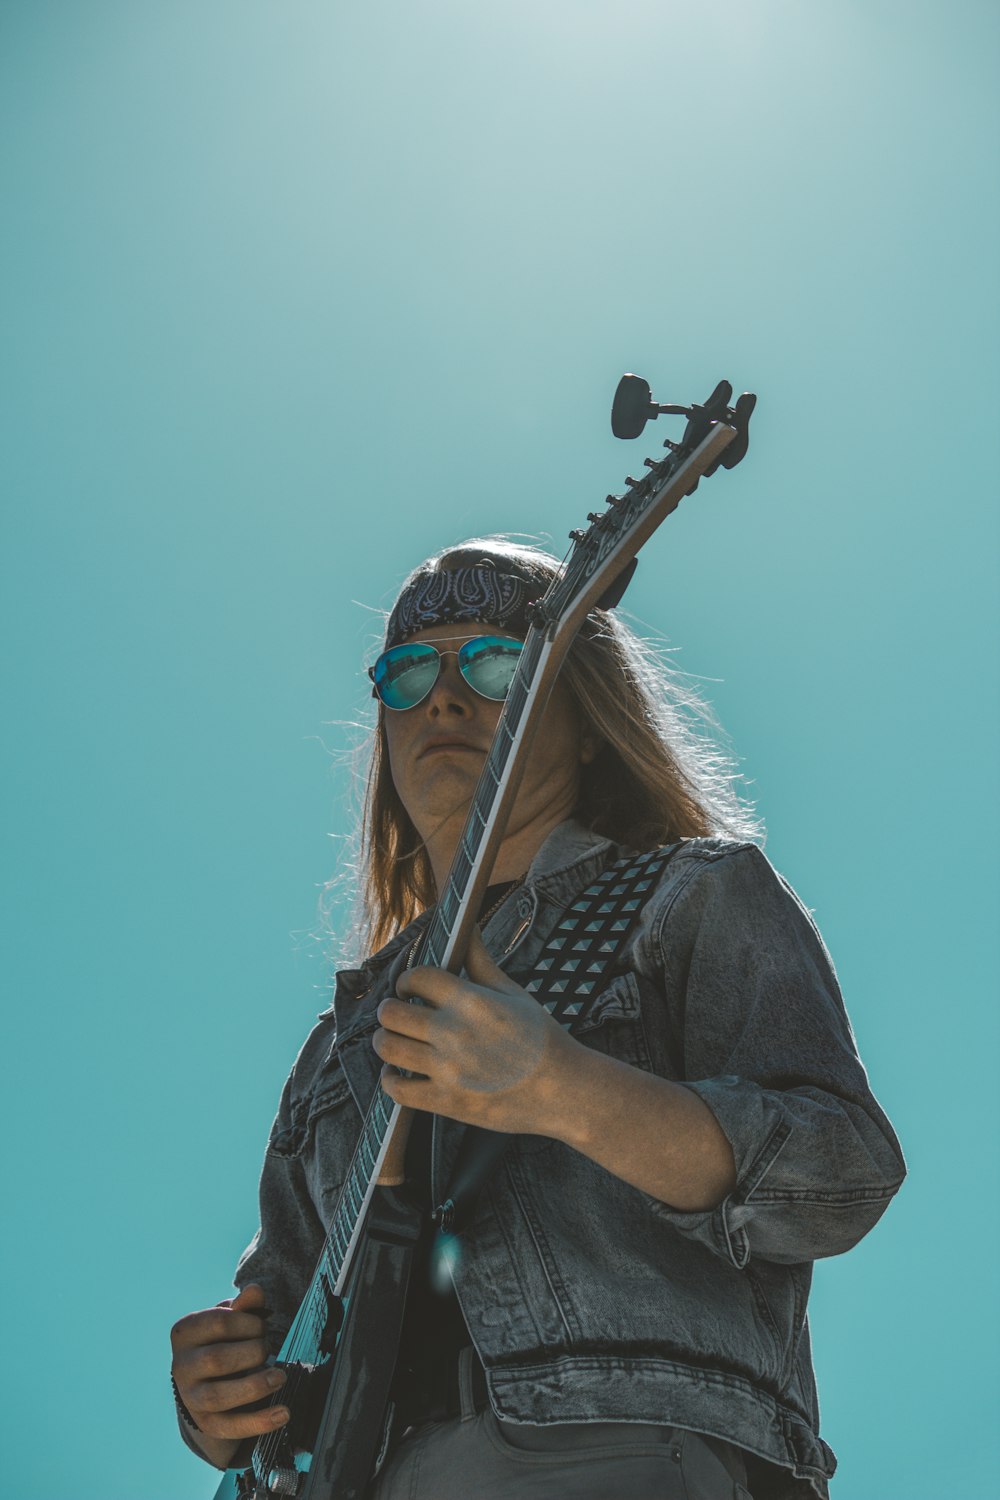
(384, 566, 544, 649)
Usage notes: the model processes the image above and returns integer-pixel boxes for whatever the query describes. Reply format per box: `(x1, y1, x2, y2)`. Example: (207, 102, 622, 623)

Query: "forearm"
(540, 1038, 737, 1211)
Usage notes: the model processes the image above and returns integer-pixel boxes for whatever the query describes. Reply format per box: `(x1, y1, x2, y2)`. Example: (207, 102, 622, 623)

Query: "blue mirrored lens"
(372, 642, 441, 710)
(458, 637, 522, 700)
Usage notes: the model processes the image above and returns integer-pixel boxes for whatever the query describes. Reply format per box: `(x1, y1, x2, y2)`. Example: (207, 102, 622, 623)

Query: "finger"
(229, 1283, 268, 1312)
(380, 1064, 435, 1112)
(372, 1027, 434, 1074)
(395, 964, 462, 1005)
(376, 995, 433, 1038)
(188, 1363, 287, 1416)
(171, 1307, 269, 1351)
(195, 1399, 290, 1441)
(175, 1337, 270, 1383)
(464, 927, 524, 994)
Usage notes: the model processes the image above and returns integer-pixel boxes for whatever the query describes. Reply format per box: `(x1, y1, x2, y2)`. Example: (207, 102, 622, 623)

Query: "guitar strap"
(434, 840, 684, 1232)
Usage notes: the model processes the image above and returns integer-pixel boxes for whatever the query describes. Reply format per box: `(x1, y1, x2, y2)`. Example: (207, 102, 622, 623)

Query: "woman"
(171, 538, 905, 1499)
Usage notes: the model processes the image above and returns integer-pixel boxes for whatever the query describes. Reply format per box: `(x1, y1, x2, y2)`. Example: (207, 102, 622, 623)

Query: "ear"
(579, 728, 603, 766)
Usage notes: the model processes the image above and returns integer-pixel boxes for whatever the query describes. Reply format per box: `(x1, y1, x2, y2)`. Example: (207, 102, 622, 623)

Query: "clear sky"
(2, 3, 997, 1497)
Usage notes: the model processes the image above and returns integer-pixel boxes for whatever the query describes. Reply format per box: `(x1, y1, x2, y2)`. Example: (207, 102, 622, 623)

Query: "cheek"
(530, 694, 583, 779)
(382, 719, 408, 786)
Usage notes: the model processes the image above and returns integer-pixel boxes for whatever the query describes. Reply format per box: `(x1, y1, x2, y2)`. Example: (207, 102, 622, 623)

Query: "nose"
(423, 651, 474, 717)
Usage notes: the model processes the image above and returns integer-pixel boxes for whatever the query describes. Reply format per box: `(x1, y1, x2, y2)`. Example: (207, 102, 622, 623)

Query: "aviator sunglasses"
(369, 634, 524, 711)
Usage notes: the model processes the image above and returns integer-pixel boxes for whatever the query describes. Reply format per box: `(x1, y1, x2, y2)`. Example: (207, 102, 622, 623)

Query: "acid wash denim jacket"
(232, 821, 906, 1499)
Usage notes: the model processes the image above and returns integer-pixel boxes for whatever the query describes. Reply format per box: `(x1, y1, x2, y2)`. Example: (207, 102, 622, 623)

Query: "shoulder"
(639, 837, 823, 952)
(632, 838, 843, 1005)
(650, 835, 768, 905)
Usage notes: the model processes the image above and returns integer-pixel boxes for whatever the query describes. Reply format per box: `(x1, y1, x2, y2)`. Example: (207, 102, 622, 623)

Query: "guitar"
(213, 374, 755, 1499)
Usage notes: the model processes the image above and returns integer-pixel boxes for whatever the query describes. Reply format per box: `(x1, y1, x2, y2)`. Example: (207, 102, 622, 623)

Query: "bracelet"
(172, 1372, 202, 1432)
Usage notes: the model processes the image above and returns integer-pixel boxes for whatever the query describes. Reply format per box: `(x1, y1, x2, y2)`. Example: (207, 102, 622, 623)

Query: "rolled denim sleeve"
(649, 844, 905, 1267)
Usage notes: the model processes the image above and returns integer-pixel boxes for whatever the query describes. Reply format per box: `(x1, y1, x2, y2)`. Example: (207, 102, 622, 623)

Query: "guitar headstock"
(527, 375, 756, 635)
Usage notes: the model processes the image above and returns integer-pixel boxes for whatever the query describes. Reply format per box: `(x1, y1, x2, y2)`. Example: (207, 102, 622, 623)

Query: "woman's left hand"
(374, 928, 576, 1134)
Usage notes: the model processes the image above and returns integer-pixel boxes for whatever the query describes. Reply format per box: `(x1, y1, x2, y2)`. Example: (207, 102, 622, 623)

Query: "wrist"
(533, 1030, 600, 1146)
(171, 1372, 201, 1433)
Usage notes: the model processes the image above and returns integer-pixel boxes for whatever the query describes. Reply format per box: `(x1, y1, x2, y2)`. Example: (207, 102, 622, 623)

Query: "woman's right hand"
(170, 1282, 289, 1464)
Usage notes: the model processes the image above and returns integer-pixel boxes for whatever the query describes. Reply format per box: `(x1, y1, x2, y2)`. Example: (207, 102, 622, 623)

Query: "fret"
(451, 848, 472, 891)
(442, 879, 461, 924)
(485, 744, 507, 783)
(374, 1089, 394, 1131)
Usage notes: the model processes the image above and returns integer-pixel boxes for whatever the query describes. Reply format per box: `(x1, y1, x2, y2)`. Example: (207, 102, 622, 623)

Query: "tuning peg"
(568, 528, 587, 541)
(587, 511, 604, 523)
(611, 373, 690, 439)
(718, 391, 757, 469)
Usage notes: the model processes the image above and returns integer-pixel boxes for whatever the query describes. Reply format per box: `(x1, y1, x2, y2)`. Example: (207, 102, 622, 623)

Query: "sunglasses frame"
(368, 633, 524, 711)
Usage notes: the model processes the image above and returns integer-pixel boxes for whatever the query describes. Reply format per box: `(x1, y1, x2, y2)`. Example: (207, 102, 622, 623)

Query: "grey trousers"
(369, 1349, 752, 1500)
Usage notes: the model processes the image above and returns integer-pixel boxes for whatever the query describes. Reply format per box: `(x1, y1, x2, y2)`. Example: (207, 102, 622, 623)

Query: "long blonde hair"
(350, 537, 761, 956)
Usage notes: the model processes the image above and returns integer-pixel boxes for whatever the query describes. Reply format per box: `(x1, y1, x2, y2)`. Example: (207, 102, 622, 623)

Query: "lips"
(418, 737, 483, 758)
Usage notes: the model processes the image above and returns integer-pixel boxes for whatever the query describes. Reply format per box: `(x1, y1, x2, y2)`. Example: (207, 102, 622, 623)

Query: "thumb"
(464, 925, 524, 995)
(227, 1283, 268, 1313)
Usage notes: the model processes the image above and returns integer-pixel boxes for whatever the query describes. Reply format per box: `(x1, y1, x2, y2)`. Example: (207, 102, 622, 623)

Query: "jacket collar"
(523, 818, 615, 894)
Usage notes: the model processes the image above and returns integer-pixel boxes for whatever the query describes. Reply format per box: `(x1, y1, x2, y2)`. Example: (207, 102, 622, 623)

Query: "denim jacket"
(234, 821, 905, 1498)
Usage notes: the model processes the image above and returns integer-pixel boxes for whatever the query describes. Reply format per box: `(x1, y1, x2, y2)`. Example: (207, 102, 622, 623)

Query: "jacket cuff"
(646, 1075, 790, 1270)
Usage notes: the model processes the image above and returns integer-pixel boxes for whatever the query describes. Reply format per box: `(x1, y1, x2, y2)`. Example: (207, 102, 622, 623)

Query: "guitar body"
(300, 1188, 421, 1500)
(213, 1188, 422, 1500)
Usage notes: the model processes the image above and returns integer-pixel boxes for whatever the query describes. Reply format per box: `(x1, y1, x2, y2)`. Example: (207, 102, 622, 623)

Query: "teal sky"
(2, 4, 997, 1497)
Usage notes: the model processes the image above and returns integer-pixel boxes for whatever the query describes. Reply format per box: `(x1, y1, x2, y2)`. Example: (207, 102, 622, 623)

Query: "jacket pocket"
(268, 1067, 354, 1159)
(743, 1257, 810, 1394)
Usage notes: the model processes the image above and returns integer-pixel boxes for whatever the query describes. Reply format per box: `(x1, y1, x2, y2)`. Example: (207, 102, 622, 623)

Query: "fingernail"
(267, 1370, 286, 1389)
(271, 1406, 289, 1424)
